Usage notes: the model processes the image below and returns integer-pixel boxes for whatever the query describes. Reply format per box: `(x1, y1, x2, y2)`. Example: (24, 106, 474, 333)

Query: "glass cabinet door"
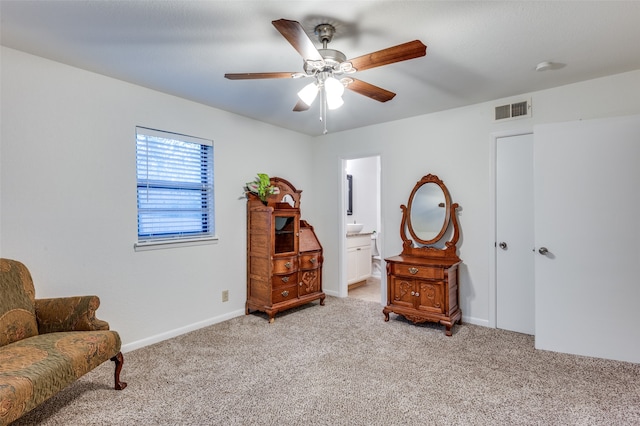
(274, 213, 298, 254)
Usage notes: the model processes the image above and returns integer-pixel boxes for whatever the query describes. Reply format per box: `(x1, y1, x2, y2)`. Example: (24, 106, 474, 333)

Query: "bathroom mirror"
(399, 174, 460, 258)
(346, 174, 353, 216)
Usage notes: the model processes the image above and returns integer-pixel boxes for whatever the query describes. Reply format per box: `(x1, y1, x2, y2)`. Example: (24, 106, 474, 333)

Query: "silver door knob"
(499, 242, 507, 250)
(538, 247, 549, 255)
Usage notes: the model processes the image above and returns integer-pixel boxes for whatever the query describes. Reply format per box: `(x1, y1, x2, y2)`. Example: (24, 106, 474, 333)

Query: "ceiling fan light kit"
(224, 19, 427, 133)
(297, 82, 319, 106)
(324, 76, 345, 109)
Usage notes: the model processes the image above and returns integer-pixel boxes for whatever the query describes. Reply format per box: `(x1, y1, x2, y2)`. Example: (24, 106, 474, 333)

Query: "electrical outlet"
(221, 290, 229, 302)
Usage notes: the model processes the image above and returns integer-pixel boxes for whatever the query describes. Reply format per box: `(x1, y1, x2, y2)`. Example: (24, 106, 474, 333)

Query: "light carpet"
(13, 296, 640, 425)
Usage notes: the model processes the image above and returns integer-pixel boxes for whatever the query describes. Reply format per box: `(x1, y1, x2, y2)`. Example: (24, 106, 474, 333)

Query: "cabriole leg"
(110, 352, 127, 390)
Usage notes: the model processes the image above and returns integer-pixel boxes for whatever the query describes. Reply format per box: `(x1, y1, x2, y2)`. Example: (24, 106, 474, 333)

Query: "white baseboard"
(121, 308, 245, 353)
(461, 315, 489, 328)
(323, 289, 341, 297)
(120, 306, 490, 353)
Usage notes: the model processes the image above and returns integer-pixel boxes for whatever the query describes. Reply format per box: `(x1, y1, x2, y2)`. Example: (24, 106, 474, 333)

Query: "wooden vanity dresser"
(383, 174, 462, 336)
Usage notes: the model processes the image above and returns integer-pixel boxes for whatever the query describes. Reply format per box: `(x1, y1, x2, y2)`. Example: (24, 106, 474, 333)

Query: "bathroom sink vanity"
(346, 233, 372, 287)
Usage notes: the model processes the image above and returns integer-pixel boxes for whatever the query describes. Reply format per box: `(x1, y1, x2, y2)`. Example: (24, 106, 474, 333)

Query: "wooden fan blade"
(347, 40, 426, 72)
(225, 72, 300, 80)
(272, 19, 324, 62)
(345, 78, 396, 103)
(293, 99, 310, 112)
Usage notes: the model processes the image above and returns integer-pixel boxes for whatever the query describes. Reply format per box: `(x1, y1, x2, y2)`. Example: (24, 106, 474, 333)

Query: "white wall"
(309, 69, 640, 327)
(0, 47, 314, 351)
(3, 45, 640, 355)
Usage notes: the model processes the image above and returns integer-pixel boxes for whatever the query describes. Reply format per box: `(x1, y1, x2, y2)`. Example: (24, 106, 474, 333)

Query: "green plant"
(245, 173, 280, 202)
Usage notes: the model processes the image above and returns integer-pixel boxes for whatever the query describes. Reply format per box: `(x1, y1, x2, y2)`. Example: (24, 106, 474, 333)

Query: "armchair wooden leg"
(110, 352, 127, 390)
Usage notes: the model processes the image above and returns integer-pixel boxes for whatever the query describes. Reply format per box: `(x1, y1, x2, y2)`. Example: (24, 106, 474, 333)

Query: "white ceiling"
(2, 1, 640, 136)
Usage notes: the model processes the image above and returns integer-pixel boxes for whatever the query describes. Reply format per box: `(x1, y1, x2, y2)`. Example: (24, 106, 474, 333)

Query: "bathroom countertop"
(346, 232, 375, 237)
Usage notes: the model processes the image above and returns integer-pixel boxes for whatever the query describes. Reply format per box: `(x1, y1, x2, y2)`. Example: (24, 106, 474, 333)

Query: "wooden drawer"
(272, 285, 298, 304)
(272, 272, 297, 289)
(273, 256, 298, 274)
(299, 252, 321, 270)
(390, 263, 444, 280)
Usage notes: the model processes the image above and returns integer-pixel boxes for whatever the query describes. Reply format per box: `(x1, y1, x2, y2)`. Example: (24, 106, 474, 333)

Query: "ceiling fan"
(225, 19, 427, 133)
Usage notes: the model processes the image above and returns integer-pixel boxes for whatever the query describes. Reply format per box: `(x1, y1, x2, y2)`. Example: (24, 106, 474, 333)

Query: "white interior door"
(534, 115, 640, 363)
(496, 134, 535, 335)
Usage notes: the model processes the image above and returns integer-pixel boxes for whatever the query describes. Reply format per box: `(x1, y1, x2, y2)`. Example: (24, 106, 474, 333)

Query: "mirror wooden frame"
(399, 174, 460, 261)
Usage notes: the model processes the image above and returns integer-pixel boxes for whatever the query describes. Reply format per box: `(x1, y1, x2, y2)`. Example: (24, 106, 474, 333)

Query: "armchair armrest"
(34, 295, 110, 334)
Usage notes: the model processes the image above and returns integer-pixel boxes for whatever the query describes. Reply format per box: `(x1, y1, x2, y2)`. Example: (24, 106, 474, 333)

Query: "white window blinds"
(136, 127, 215, 242)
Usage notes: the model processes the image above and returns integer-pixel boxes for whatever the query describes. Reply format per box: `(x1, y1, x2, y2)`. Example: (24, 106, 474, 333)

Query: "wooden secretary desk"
(383, 174, 462, 336)
(246, 177, 325, 322)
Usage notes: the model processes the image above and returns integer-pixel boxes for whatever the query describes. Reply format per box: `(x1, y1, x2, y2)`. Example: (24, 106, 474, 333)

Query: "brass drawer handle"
(310, 257, 317, 264)
(284, 262, 291, 269)
(281, 276, 289, 283)
(281, 290, 289, 297)
(408, 267, 419, 275)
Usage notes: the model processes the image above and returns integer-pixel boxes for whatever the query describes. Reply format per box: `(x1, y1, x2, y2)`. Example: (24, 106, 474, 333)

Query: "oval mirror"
(407, 180, 450, 244)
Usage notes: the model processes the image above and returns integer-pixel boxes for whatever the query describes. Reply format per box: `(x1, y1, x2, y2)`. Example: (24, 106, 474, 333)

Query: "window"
(135, 127, 215, 248)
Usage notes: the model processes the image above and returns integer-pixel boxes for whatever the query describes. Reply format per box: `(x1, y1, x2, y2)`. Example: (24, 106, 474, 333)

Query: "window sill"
(134, 236, 219, 252)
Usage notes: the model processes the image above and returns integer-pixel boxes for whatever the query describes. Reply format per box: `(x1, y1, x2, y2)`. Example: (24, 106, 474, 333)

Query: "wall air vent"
(494, 99, 531, 121)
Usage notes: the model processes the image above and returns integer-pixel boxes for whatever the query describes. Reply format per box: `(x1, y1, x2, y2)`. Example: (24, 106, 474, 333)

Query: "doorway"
(343, 156, 383, 304)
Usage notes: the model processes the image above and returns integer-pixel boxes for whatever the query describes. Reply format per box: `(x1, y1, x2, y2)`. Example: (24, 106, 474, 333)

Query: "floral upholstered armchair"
(0, 258, 126, 425)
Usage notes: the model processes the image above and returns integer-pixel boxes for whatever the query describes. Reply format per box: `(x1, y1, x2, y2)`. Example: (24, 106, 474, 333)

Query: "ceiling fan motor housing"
(315, 24, 336, 44)
(302, 24, 349, 76)
(303, 49, 348, 75)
